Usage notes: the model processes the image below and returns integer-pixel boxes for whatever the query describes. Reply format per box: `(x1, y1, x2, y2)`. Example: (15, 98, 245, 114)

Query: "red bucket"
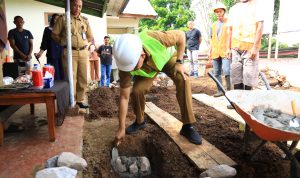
(32, 70, 43, 89)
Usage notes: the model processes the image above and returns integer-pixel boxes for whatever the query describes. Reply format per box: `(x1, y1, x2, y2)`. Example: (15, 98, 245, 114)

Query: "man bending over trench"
(113, 30, 202, 145)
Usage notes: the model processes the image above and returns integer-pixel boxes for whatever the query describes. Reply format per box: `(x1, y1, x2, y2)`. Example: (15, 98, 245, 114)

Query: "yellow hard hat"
(212, 2, 226, 12)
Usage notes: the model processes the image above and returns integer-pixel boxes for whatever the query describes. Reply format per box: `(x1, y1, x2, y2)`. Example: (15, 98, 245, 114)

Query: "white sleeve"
(226, 7, 234, 27)
(254, 1, 264, 22)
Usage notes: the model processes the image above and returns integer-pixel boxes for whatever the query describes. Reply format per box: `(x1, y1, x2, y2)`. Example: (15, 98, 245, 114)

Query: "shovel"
(111, 140, 120, 162)
(111, 147, 119, 161)
(34, 53, 41, 64)
(289, 100, 299, 127)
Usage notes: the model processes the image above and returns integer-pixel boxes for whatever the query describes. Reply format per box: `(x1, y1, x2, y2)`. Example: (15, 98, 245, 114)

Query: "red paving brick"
(0, 115, 84, 178)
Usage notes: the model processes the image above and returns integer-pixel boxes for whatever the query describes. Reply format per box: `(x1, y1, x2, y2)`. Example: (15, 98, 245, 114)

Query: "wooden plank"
(192, 94, 245, 125)
(145, 102, 236, 170)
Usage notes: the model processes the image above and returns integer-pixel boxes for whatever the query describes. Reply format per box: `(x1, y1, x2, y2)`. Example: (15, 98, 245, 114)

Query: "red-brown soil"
(82, 75, 300, 178)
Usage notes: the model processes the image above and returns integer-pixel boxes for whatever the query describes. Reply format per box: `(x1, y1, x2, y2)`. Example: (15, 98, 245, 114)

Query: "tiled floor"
(0, 104, 84, 178)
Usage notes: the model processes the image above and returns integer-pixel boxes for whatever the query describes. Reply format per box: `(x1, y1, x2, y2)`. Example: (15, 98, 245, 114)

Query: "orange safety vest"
(211, 20, 228, 59)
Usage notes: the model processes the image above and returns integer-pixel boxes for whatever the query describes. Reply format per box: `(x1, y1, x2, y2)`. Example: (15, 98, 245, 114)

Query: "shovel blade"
(112, 147, 119, 161)
(289, 118, 299, 128)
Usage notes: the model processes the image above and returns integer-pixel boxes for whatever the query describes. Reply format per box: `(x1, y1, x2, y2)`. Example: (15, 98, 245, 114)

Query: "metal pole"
(267, 33, 272, 59)
(298, 36, 300, 59)
(268, 0, 275, 59)
(275, 31, 279, 59)
(65, 0, 75, 107)
(275, 0, 281, 59)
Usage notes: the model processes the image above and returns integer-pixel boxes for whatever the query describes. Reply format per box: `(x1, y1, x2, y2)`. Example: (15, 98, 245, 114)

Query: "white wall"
(5, 0, 107, 65)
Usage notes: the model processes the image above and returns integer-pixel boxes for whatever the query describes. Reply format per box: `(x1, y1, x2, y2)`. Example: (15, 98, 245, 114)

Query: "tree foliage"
(222, 0, 236, 10)
(139, 0, 195, 31)
(209, 0, 236, 23)
(272, 0, 280, 35)
(261, 34, 289, 51)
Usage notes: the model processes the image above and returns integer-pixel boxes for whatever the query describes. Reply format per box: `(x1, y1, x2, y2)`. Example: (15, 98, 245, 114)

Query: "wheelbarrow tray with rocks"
(208, 72, 300, 178)
(226, 89, 300, 141)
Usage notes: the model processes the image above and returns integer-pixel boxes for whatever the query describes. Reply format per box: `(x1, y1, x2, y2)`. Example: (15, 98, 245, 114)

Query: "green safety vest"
(130, 31, 175, 78)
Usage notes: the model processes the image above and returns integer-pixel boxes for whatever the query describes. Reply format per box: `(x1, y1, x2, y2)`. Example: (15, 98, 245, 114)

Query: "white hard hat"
(113, 34, 143, 72)
(212, 2, 226, 12)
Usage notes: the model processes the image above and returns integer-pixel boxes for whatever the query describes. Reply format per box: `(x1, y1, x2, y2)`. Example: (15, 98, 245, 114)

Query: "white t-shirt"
(227, 1, 264, 43)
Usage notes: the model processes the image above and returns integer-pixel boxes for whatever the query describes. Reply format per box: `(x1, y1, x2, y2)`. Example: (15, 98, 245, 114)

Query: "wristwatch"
(176, 59, 183, 64)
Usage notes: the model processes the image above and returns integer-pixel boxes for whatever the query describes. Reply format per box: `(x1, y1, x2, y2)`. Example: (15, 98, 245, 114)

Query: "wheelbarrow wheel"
(277, 142, 300, 178)
(290, 155, 300, 178)
(294, 150, 300, 163)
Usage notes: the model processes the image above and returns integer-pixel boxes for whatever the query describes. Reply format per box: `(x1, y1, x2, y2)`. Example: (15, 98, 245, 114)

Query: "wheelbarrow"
(208, 71, 300, 178)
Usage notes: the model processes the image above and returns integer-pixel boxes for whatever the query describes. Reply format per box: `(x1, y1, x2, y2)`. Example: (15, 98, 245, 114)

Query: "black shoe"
(77, 102, 89, 108)
(125, 121, 146, 134)
(213, 92, 223, 97)
(180, 125, 202, 145)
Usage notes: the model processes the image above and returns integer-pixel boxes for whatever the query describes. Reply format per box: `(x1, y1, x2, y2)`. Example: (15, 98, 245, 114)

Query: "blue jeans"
(100, 64, 112, 87)
(213, 57, 231, 91)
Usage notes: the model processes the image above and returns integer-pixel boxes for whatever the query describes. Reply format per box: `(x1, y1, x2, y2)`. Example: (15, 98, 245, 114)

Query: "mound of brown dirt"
(83, 76, 299, 178)
(87, 87, 120, 120)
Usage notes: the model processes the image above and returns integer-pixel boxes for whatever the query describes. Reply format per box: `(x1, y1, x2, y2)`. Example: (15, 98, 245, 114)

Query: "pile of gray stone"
(111, 147, 151, 177)
(35, 152, 87, 178)
(199, 164, 237, 178)
(259, 68, 291, 89)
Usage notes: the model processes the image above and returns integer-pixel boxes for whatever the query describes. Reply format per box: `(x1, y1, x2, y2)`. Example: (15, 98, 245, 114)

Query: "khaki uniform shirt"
(52, 14, 93, 48)
(119, 30, 182, 88)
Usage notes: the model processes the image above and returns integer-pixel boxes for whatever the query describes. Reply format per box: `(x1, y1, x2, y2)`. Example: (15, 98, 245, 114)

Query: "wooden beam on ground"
(145, 102, 236, 171)
(192, 94, 245, 128)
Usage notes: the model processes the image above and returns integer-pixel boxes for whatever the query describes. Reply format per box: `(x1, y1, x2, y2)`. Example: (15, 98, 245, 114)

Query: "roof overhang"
(120, 0, 157, 19)
(35, 0, 109, 18)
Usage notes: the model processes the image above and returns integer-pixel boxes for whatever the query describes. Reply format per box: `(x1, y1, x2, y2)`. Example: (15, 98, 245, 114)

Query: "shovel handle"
(207, 71, 226, 95)
(208, 71, 236, 109)
(292, 100, 297, 116)
(259, 72, 272, 90)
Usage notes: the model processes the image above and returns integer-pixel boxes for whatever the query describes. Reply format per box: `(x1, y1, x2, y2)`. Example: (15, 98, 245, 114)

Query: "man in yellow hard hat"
(113, 30, 202, 146)
(210, 2, 231, 97)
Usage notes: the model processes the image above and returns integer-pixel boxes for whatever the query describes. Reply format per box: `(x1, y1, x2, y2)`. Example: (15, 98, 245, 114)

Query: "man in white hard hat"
(209, 2, 231, 97)
(113, 30, 202, 145)
(226, 0, 264, 109)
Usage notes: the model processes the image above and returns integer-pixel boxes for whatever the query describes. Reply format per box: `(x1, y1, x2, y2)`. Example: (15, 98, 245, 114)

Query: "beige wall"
(107, 17, 139, 34)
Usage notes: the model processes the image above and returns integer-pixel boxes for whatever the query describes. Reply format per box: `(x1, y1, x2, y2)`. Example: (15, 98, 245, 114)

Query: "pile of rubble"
(111, 147, 151, 177)
(260, 68, 291, 89)
(35, 152, 87, 178)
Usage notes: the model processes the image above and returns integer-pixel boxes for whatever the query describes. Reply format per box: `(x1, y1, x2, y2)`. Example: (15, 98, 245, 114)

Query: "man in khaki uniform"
(52, 0, 93, 108)
(113, 30, 202, 146)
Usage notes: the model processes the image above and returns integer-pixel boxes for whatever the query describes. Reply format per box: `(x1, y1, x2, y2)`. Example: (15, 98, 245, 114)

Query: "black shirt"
(8, 28, 33, 59)
(97, 45, 113, 65)
(186, 28, 201, 50)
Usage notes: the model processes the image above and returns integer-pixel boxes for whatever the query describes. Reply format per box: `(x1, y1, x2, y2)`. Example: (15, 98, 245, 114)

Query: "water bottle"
(194, 60, 199, 79)
(31, 64, 43, 89)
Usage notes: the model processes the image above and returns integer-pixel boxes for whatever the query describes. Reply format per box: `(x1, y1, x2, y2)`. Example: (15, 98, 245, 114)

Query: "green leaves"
(139, 0, 195, 31)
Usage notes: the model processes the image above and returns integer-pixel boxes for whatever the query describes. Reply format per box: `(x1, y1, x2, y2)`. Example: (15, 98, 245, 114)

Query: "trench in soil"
(82, 76, 299, 178)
